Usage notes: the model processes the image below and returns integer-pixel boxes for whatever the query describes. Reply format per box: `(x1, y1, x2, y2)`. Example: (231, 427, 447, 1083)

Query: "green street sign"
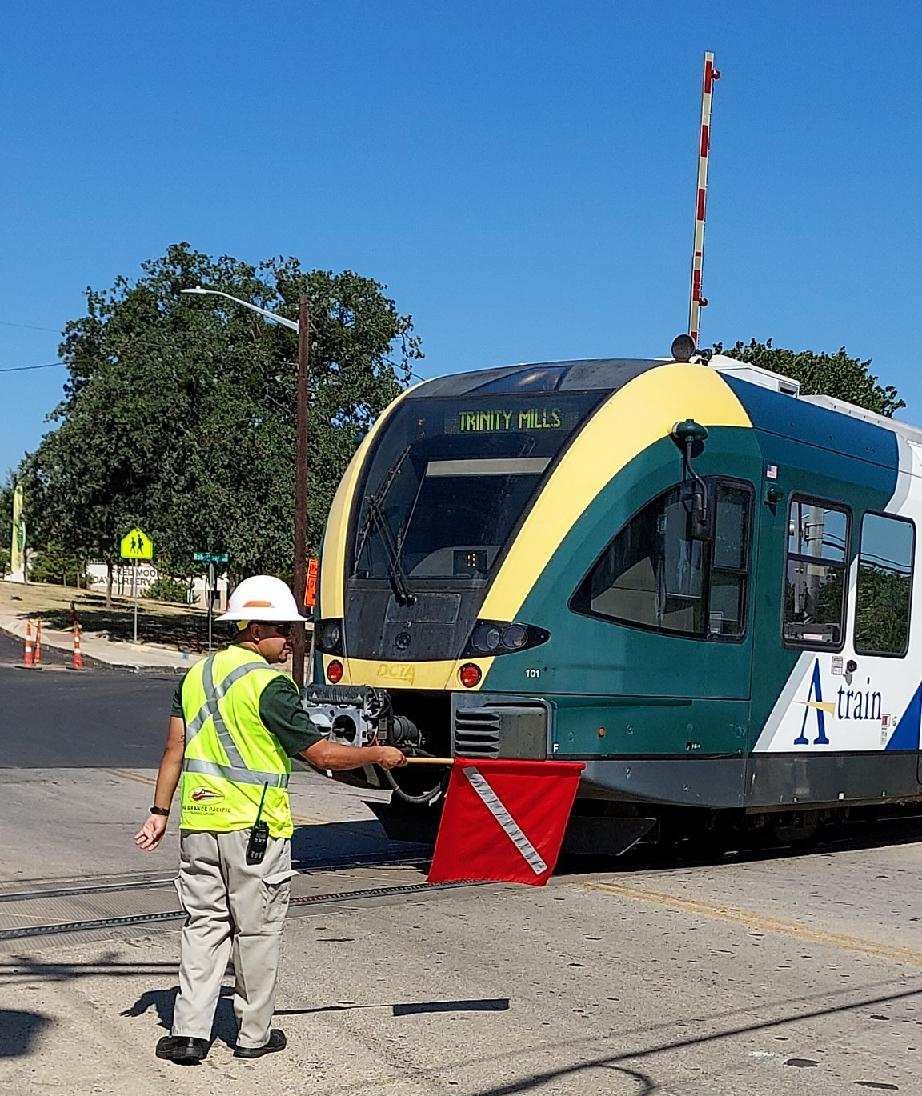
(194, 551, 229, 564)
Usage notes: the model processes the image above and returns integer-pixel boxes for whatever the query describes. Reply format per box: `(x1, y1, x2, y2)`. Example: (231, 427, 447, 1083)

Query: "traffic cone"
(22, 621, 34, 668)
(70, 623, 85, 671)
(34, 619, 43, 666)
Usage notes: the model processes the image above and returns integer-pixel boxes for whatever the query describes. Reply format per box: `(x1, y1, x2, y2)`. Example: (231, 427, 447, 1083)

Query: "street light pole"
(181, 285, 311, 686)
(181, 286, 299, 332)
(292, 294, 311, 688)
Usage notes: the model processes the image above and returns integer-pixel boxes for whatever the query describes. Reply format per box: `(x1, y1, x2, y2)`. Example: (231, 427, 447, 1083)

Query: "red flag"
(428, 759, 584, 886)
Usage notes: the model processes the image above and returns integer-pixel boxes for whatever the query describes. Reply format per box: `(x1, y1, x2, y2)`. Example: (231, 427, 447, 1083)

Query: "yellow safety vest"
(180, 645, 293, 839)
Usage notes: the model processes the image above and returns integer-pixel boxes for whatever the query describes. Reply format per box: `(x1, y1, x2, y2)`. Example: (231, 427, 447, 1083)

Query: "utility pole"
(292, 294, 311, 688)
(180, 285, 312, 686)
(688, 51, 720, 347)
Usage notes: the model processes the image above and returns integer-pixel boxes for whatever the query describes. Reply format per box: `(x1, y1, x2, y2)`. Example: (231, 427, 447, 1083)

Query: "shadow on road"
(290, 817, 429, 871)
(558, 810, 922, 877)
(122, 984, 238, 1047)
(0, 1009, 53, 1058)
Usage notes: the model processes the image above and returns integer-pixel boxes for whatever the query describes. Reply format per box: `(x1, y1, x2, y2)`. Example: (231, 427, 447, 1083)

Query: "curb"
(0, 626, 190, 676)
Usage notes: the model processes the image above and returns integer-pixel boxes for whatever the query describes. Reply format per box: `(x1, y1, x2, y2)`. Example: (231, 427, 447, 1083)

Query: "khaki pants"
(171, 829, 293, 1048)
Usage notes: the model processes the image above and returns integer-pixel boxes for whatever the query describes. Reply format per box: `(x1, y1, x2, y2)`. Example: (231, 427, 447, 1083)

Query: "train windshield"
(352, 393, 602, 584)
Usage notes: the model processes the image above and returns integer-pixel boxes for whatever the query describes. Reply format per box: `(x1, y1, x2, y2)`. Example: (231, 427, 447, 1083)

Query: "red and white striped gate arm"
(688, 50, 720, 347)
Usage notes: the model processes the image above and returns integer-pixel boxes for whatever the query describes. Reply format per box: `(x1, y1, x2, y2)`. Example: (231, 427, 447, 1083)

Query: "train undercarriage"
(303, 684, 922, 856)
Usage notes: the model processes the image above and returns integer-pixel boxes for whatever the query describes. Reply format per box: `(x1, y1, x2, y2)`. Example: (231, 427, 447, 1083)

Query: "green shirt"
(171, 663, 324, 759)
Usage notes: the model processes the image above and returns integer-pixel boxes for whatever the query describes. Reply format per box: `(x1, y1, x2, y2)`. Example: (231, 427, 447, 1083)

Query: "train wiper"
(353, 446, 411, 564)
(366, 495, 416, 606)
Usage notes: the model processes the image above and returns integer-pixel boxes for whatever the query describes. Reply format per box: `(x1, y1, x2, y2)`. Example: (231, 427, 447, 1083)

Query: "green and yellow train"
(308, 350, 922, 841)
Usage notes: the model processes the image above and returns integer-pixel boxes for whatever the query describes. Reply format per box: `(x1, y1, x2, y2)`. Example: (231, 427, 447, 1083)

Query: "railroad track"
(0, 851, 444, 944)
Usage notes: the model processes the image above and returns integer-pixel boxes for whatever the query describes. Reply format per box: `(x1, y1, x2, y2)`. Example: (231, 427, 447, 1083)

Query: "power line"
(0, 361, 66, 373)
(0, 319, 60, 334)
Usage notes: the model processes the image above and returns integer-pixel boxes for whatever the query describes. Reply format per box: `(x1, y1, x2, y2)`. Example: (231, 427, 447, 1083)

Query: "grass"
(0, 580, 215, 650)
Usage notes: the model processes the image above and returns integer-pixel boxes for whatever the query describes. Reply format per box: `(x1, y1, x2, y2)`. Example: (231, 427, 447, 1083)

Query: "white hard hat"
(216, 574, 309, 623)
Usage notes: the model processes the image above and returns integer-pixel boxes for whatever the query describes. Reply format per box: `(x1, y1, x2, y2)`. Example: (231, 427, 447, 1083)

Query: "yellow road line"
(584, 880, 922, 968)
(105, 767, 158, 788)
(104, 768, 327, 826)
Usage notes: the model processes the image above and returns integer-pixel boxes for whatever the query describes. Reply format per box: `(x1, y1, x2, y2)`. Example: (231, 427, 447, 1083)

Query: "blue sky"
(2, 1, 921, 475)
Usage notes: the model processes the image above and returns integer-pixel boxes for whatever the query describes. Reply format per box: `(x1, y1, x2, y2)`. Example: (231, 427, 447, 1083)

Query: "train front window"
(400, 459, 549, 577)
(352, 394, 602, 583)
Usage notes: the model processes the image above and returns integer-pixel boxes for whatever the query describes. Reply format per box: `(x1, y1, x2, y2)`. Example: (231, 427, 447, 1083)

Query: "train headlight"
(316, 619, 344, 655)
(463, 620, 549, 658)
(502, 623, 528, 650)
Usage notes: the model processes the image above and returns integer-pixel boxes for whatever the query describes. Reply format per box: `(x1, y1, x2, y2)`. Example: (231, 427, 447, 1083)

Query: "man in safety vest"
(133, 574, 406, 1065)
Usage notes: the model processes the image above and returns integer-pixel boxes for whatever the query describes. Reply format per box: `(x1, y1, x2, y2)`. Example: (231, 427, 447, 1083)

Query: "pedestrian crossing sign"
(120, 527, 153, 560)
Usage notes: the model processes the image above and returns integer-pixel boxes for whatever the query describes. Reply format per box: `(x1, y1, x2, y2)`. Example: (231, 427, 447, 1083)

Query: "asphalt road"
(0, 627, 71, 668)
(0, 661, 176, 768)
(0, 666, 920, 1094)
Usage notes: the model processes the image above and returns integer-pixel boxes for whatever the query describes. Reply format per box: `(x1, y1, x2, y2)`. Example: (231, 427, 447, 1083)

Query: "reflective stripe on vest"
(183, 757, 289, 789)
(184, 658, 266, 745)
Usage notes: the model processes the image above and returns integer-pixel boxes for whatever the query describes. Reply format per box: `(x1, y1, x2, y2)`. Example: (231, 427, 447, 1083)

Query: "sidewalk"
(0, 613, 202, 673)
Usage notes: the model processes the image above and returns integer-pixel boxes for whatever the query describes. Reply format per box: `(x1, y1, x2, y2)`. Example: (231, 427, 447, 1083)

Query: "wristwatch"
(149, 805, 170, 817)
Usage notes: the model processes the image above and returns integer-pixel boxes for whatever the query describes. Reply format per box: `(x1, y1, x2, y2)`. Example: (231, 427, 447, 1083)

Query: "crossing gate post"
(688, 50, 720, 347)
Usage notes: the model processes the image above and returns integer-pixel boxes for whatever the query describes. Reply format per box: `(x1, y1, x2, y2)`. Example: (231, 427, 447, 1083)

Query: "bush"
(146, 576, 188, 603)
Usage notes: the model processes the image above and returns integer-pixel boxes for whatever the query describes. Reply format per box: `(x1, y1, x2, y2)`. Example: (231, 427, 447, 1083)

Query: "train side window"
(570, 479, 753, 640)
(708, 482, 753, 639)
(782, 497, 849, 649)
(854, 512, 915, 657)
(571, 484, 706, 635)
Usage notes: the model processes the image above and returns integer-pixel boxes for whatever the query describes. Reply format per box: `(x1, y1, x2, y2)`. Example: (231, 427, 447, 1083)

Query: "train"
(305, 344, 922, 848)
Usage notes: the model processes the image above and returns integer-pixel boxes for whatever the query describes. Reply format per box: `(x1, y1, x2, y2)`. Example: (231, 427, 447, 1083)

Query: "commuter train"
(307, 347, 922, 843)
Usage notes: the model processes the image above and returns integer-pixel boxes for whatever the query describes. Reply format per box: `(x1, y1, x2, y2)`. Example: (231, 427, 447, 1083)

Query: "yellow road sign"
(121, 527, 153, 560)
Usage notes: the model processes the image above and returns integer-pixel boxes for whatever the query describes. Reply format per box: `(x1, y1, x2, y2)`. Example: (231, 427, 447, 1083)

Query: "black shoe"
(156, 1035, 209, 1064)
(234, 1029, 287, 1059)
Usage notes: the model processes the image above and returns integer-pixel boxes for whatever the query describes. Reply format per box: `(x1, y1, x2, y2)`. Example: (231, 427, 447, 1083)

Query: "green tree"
(0, 476, 12, 576)
(22, 244, 422, 597)
(714, 339, 904, 417)
(28, 541, 88, 587)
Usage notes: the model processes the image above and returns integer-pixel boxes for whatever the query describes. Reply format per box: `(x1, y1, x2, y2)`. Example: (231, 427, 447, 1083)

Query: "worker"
(133, 574, 406, 1066)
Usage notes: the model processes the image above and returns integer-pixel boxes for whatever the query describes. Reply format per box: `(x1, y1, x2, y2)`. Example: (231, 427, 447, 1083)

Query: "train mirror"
(672, 419, 711, 540)
(679, 479, 711, 540)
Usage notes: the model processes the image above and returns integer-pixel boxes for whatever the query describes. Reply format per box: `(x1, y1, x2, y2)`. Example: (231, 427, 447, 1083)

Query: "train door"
(846, 510, 919, 782)
(747, 471, 921, 803)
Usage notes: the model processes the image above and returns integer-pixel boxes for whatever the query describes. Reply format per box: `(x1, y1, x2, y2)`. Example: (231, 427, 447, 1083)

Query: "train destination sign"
(451, 408, 568, 434)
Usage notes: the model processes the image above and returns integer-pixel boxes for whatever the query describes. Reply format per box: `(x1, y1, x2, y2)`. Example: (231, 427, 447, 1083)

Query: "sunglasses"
(264, 622, 293, 638)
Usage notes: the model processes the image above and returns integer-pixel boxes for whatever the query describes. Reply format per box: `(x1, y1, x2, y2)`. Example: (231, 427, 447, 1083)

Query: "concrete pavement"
(1, 661, 920, 1094)
(1, 835, 920, 1095)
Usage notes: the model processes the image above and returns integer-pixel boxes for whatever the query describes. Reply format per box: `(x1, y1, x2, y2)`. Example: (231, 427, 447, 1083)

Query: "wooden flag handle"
(403, 756, 454, 766)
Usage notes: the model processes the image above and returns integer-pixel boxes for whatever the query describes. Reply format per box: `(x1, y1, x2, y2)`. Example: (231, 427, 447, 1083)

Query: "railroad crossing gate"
(120, 528, 153, 560)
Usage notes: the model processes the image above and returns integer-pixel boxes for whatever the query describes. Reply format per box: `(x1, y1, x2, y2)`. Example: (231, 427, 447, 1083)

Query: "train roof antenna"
(688, 51, 720, 348)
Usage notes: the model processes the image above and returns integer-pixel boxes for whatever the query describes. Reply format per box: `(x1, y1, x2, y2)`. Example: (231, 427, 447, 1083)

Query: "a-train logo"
(794, 659, 883, 746)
